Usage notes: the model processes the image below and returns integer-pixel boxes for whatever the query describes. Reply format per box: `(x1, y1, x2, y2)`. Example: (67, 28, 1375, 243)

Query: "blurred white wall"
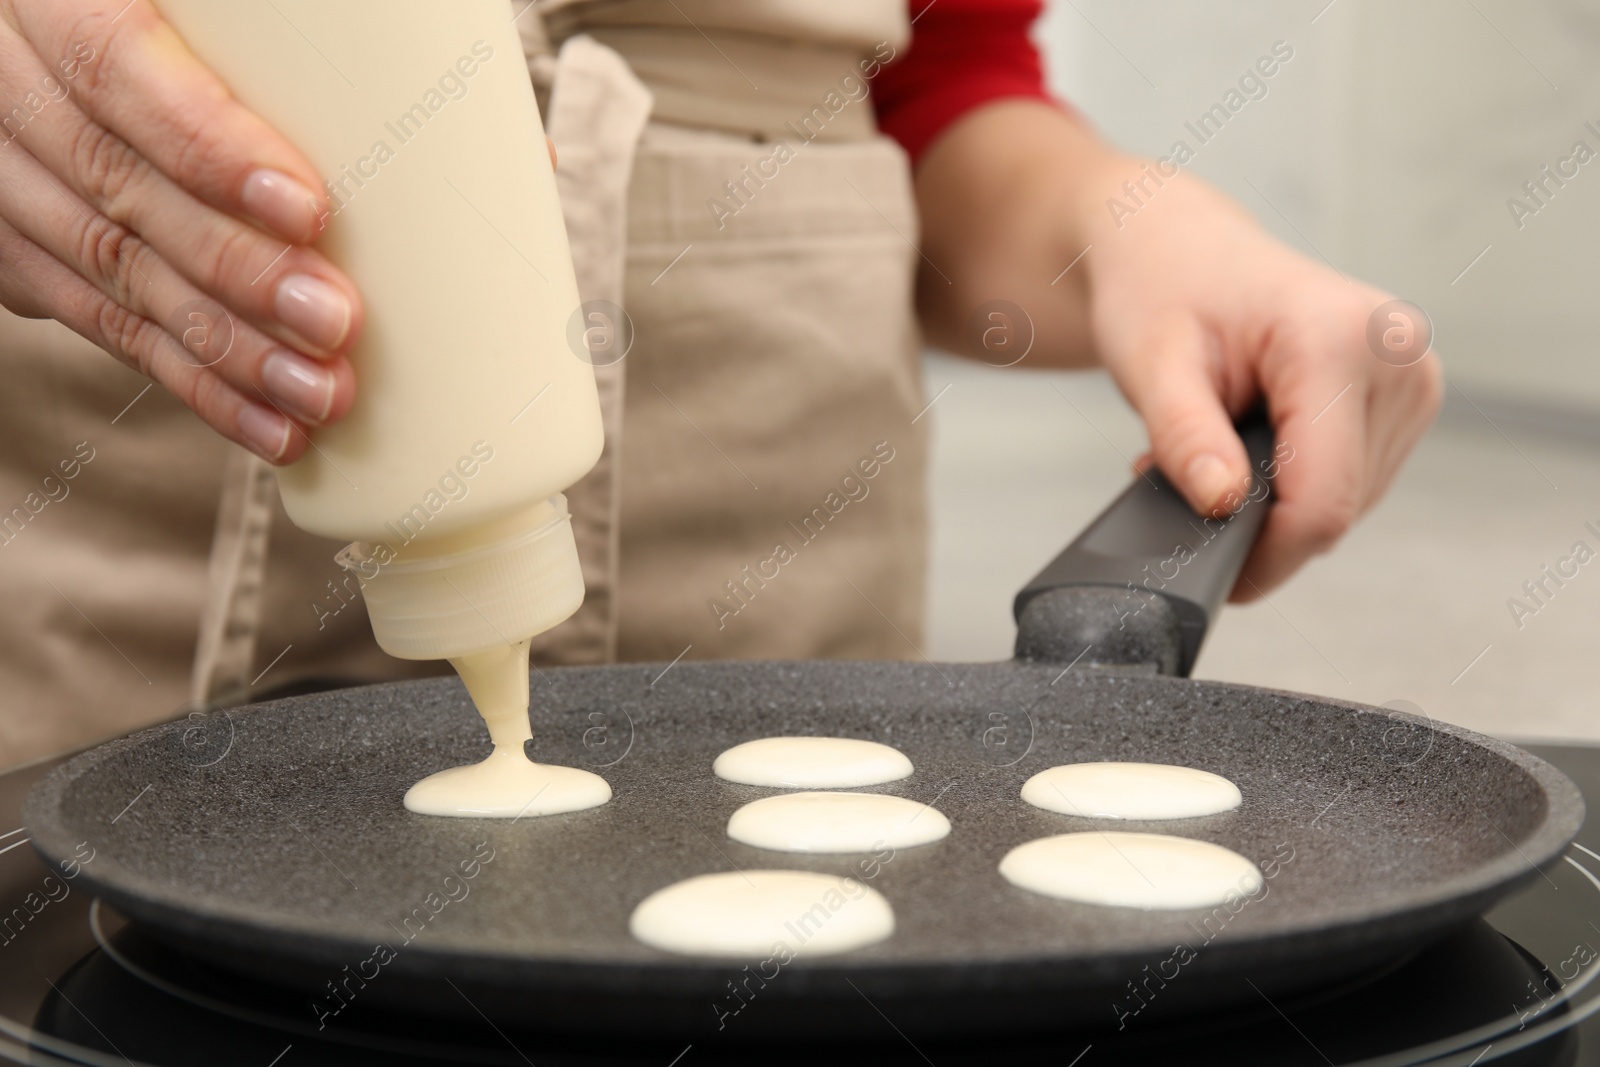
(1035, 0, 1600, 418)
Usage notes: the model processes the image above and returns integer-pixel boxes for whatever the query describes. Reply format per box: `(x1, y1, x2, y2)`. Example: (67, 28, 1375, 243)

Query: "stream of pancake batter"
(404, 639, 611, 818)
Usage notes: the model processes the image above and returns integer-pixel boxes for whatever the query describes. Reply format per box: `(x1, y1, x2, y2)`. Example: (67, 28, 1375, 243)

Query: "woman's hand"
(1074, 164, 1443, 598)
(0, 0, 360, 463)
(915, 100, 1443, 599)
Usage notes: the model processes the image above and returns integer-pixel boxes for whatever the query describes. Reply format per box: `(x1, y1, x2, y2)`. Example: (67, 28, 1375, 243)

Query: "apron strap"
(189, 448, 276, 706)
(527, 32, 654, 665)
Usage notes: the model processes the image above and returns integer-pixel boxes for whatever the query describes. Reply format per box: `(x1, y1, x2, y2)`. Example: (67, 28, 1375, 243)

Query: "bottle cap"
(336, 495, 584, 661)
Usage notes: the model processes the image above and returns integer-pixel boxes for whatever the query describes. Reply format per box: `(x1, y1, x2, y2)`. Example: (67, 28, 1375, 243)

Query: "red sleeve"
(872, 0, 1057, 165)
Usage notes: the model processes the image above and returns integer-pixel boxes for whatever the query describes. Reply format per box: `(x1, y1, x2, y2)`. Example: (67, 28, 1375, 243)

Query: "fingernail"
(1186, 453, 1240, 514)
(262, 349, 336, 423)
(241, 169, 322, 242)
(275, 273, 351, 352)
(238, 403, 291, 462)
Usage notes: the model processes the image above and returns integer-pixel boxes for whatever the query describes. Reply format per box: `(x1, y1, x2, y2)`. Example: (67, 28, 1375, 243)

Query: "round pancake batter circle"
(713, 737, 913, 789)
(404, 754, 611, 818)
(1000, 832, 1262, 910)
(629, 870, 895, 957)
(1020, 762, 1241, 820)
(727, 792, 950, 853)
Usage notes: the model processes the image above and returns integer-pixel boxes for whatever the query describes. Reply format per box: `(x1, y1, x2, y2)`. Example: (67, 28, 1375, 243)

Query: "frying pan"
(24, 416, 1584, 1041)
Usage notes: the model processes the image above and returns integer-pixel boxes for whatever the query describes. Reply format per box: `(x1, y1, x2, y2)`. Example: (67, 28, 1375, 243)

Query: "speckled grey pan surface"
(23, 659, 1585, 1040)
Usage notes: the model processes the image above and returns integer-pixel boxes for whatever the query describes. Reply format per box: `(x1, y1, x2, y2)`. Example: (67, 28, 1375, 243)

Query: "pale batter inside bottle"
(154, 0, 611, 817)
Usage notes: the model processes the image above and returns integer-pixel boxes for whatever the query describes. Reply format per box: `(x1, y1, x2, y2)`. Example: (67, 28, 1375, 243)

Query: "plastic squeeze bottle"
(153, 0, 611, 817)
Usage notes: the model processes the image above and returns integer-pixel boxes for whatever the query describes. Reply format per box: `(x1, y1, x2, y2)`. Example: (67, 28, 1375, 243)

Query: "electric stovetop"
(1, 739, 1597, 1066)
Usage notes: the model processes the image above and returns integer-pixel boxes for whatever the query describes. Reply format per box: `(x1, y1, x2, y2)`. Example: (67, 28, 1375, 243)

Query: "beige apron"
(0, 0, 927, 767)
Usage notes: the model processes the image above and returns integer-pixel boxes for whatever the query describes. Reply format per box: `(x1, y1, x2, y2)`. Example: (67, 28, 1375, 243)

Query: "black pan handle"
(1012, 408, 1277, 676)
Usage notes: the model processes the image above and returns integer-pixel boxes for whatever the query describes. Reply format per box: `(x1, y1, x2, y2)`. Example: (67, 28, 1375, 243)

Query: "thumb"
(1119, 321, 1252, 517)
